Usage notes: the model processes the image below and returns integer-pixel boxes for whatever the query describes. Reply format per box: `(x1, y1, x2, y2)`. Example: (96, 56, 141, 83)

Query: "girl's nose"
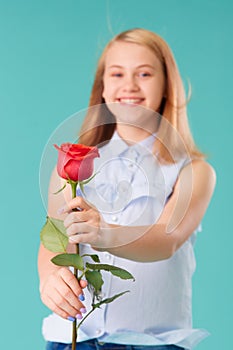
(123, 75, 139, 92)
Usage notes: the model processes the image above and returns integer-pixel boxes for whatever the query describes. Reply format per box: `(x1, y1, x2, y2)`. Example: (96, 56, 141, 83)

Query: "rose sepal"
(53, 182, 67, 195)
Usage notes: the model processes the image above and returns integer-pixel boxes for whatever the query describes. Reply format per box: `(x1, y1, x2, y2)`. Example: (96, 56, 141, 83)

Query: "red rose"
(54, 143, 99, 182)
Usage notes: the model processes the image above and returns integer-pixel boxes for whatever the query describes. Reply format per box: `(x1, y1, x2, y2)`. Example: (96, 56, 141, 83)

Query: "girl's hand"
(61, 197, 108, 248)
(40, 266, 87, 321)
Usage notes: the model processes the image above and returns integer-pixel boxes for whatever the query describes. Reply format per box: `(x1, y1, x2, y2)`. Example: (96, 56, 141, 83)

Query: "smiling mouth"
(118, 98, 144, 105)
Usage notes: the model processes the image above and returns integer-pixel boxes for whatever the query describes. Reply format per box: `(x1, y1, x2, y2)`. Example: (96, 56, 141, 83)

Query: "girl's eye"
(111, 73, 123, 77)
(138, 72, 151, 77)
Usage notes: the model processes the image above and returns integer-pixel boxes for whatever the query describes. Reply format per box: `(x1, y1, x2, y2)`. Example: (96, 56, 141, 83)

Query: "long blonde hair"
(79, 28, 204, 162)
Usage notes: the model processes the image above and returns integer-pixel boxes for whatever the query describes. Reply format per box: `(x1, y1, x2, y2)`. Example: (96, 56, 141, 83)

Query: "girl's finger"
(52, 289, 81, 316)
(45, 294, 72, 320)
(69, 232, 97, 245)
(63, 211, 90, 228)
(80, 279, 88, 289)
(66, 222, 89, 237)
(59, 268, 84, 297)
(59, 196, 91, 214)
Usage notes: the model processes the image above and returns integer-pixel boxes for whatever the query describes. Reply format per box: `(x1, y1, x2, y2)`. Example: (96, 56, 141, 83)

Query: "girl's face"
(102, 41, 166, 115)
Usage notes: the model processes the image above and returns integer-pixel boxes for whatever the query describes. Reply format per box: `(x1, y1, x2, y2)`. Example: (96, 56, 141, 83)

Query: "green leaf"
(81, 254, 100, 263)
(40, 217, 68, 253)
(85, 270, 103, 292)
(51, 253, 84, 270)
(94, 291, 129, 309)
(86, 263, 135, 281)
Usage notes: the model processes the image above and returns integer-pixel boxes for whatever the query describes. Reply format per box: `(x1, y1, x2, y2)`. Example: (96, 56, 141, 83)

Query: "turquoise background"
(1, 0, 231, 349)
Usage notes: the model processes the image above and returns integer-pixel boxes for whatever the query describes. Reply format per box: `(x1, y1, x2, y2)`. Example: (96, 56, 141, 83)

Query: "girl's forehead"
(107, 41, 152, 54)
(104, 41, 161, 67)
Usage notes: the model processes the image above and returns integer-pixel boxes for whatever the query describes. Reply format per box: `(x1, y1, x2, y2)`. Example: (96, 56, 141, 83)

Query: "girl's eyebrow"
(137, 64, 156, 69)
(107, 64, 156, 70)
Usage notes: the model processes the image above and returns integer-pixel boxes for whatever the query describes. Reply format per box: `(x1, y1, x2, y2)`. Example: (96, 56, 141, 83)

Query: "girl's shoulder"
(184, 158, 216, 177)
(180, 159, 216, 195)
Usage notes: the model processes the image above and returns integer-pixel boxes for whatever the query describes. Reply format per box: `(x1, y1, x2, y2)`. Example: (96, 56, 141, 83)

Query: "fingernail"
(76, 313, 83, 320)
(80, 307, 87, 314)
(78, 294, 85, 301)
(67, 316, 75, 322)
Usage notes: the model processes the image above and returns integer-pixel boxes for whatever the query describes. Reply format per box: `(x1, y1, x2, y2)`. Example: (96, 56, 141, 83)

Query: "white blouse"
(42, 131, 209, 349)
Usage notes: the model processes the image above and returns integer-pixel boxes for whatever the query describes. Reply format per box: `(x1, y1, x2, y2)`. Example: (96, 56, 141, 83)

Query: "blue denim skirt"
(46, 339, 186, 350)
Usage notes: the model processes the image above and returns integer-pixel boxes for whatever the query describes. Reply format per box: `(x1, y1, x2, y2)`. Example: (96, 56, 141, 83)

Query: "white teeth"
(119, 99, 142, 104)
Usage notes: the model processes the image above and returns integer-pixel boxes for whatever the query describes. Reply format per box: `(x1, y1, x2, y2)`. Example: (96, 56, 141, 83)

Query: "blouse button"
(111, 215, 118, 222)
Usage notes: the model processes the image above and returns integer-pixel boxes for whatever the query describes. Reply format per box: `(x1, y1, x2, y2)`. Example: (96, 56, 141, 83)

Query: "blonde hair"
(79, 28, 204, 162)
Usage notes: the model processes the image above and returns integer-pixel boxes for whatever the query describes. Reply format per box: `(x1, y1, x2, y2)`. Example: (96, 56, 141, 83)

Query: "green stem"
(69, 181, 79, 350)
(72, 242, 79, 350)
(72, 320, 77, 350)
(70, 180, 78, 199)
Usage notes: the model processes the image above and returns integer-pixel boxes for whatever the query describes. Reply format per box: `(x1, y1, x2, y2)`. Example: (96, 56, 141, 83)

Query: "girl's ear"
(102, 86, 106, 101)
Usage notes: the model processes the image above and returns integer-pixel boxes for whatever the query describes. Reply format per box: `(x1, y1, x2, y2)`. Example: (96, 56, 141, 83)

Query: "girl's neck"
(116, 124, 154, 145)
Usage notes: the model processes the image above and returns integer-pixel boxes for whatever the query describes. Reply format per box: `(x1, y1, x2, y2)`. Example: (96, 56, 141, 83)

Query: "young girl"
(38, 28, 216, 350)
